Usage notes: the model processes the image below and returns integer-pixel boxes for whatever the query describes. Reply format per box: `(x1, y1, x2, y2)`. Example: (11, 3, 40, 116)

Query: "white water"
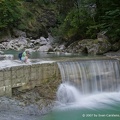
(56, 83, 120, 110)
(56, 60, 120, 110)
(57, 60, 120, 93)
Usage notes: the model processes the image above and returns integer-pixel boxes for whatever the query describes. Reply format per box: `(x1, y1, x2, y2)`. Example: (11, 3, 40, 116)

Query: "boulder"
(18, 37, 28, 45)
(27, 48, 35, 52)
(12, 28, 26, 38)
(40, 37, 48, 45)
(0, 51, 4, 54)
(97, 32, 108, 40)
(54, 44, 65, 52)
(6, 42, 13, 50)
(0, 44, 5, 50)
(37, 44, 53, 52)
(112, 41, 120, 51)
(66, 38, 111, 55)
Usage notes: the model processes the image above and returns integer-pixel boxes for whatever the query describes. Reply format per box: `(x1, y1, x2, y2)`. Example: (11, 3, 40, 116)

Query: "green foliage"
(99, 8, 120, 43)
(0, 0, 22, 29)
(0, 0, 120, 44)
(54, 0, 120, 43)
(52, 0, 95, 41)
(93, 0, 120, 43)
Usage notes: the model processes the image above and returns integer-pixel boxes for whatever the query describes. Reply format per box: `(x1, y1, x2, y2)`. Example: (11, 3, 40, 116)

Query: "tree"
(0, 0, 22, 29)
(94, 0, 120, 42)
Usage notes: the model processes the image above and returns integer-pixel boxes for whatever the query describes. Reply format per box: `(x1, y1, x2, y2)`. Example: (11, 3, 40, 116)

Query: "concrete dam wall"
(0, 57, 119, 97)
(0, 62, 60, 97)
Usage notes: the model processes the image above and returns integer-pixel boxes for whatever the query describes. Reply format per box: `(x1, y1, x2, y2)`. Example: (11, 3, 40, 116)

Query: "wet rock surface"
(0, 111, 40, 120)
(0, 97, 41, 120)
(104, 50, 120, 60)
(0, 86, 57, 120)
(65, 38, 112, 55)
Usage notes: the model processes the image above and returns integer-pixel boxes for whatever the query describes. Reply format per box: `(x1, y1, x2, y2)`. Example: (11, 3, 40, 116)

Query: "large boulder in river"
(112, 40, 120, 51)
(66, 38, 111, 55)
(37, 44, 53, 52)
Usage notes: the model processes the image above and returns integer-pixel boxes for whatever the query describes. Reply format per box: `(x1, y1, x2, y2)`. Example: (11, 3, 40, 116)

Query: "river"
(0, 50, 120, 120)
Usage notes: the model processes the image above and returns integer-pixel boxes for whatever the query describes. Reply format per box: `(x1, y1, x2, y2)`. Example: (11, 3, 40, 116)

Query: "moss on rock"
(66, 38, 111, 55)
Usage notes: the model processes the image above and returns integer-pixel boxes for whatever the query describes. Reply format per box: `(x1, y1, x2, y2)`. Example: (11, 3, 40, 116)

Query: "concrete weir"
(0, 62, 60, 97)
(0, 56, 119, 97)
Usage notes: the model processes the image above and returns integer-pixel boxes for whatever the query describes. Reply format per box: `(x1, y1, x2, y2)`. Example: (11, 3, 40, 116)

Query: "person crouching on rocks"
(21, 50, 30, 63)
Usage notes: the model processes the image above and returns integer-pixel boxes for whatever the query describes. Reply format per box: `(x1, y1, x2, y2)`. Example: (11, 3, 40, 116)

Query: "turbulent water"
(56, 60, 120, 106)
(45, 59, 120, 120)
(56, 83, 120, 109)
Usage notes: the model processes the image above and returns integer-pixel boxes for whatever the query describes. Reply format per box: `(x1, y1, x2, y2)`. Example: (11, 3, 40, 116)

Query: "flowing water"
(1, 50, 120, 120)
(43, 59, 120, 120)
(3, 50, 84, 60)
(57, 60, 120, 93)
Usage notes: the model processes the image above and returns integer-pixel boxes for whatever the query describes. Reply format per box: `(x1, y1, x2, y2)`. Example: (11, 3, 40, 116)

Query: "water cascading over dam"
(57, 59, 120, 94)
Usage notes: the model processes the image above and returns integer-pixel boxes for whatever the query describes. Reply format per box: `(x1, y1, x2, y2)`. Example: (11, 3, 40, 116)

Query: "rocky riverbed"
(0, 97, 42, 120)
(0, 85, 58, 120)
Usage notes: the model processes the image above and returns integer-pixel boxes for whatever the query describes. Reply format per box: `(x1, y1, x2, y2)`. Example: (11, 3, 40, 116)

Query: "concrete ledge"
(0, 62, 60, 97)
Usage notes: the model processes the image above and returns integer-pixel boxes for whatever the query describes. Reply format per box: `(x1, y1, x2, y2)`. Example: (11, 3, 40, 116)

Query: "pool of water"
(2, 50, 108, 62)
(42, 92, 120, 120)
(3, 50, 88, 60)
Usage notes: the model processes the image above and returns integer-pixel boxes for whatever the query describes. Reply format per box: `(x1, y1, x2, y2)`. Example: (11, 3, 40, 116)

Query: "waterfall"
(55, 59, 120, 108)
(57, 60, 120, 94)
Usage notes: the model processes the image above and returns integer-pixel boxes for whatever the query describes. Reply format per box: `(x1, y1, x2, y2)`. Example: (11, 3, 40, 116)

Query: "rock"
(0, 44, 5, 50)
(4, 37, 28, 51)
(97, 31, 108, 40)
(47, 33, 54, 44)
(53, 44, 65, 52)
(0, 55, 5, 60)
(12, 28, 26, 38)
(27, 43, 34, 48)
(59, 44, 65, 50)
(34, 39, 40, 45)
(14, 46, 21, 51)
(54, 46, 60, 52)
(18, 37, 28, 45)
(40, 37, 48, 45)
(26, 29, 41, 39)
(112, 41, 120, 51)
(0, 51, 4, 54)
(40, 36, 46, 41)
(0, 33, 55, 52)
(18, 45, 25, 51)
(6, 42, 13, 50)
(65, 38, 111, 55)
(37, 44, 52, 52)
(24, 48, 35, 53)
(30, 39, 36, 43)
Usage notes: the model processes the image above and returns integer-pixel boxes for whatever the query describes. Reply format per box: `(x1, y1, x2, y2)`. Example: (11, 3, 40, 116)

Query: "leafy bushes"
(51, 0, 120, 44)
(0, 0, 120, 45)
(0, 0, 22, 29)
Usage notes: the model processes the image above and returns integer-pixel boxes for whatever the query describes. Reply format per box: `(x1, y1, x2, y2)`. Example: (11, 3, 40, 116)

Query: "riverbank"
(0, 85, 54, 120)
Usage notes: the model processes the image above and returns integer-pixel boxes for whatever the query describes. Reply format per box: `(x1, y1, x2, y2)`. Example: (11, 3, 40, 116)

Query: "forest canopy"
(0, 0, 120, 43)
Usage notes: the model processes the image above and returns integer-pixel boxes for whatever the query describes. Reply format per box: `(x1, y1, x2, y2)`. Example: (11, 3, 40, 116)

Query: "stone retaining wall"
(0, 62, 60, 97)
